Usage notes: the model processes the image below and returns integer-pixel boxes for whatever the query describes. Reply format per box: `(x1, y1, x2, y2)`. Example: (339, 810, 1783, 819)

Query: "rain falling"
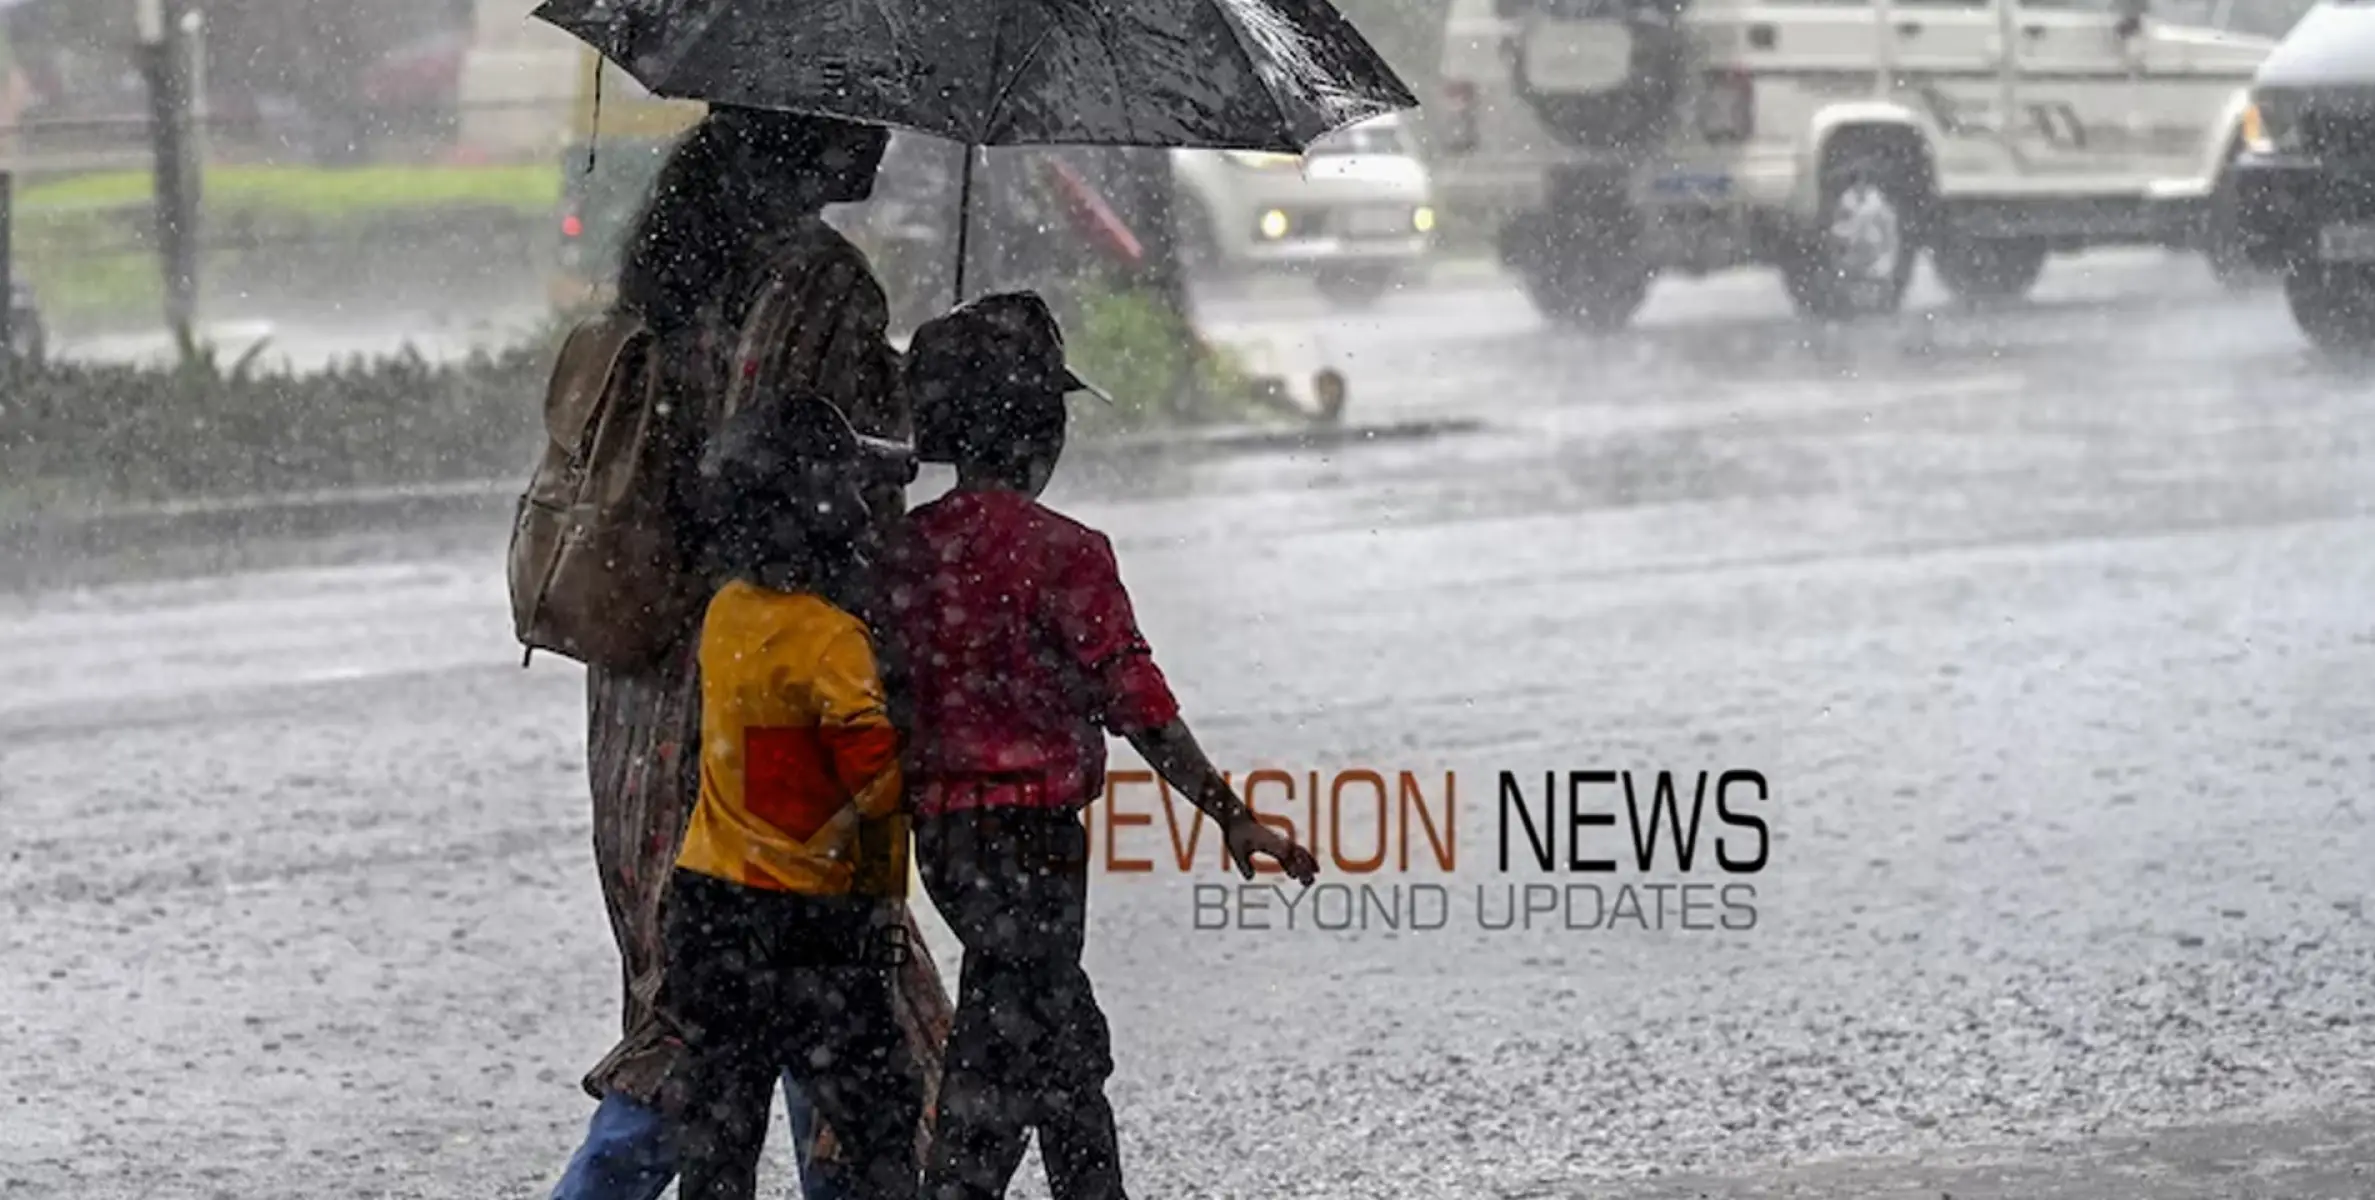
(4, 0, 2375, 1197)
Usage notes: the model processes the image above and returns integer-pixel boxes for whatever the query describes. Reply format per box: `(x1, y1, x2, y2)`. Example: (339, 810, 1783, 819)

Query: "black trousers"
(659, 870, 923, 1200)
(918, 807, 1127, 1200)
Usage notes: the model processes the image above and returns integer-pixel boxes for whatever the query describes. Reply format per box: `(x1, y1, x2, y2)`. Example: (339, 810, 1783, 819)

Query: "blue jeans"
(552, 1075, 842, 1200)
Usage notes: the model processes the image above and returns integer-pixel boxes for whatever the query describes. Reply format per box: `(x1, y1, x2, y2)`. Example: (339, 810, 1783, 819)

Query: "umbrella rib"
(859, 0, 911, 64)
(980, 18, 1061, 142)
(864, 0, 937, 118)
(1206, 0, 1305, 151)
(636, 0, 737, 96)
(1079, 0, 1142, 144)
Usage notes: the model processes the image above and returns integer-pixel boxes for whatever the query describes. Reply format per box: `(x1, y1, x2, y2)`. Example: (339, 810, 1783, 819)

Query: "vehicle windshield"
(1310, 122, 1406, 157)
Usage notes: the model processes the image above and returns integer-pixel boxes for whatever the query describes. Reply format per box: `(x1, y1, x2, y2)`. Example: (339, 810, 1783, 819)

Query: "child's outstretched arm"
(1125, 720, 1320, 885)
(1052, 531, 1321, 885)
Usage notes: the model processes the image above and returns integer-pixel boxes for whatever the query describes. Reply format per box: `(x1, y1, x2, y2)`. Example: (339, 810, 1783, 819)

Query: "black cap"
(697, 393, 891, 579)
(701, 390, 863, 489)
(703, 392, 910, 520)
(907, 292, 1110, 404)
(906, 292, 1110, 464)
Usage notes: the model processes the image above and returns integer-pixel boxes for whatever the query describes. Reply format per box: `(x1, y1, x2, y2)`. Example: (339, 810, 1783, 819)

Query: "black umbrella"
(532, 0, 1417, 300)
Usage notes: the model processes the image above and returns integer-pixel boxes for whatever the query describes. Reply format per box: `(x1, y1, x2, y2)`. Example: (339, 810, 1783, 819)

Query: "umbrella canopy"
(530, 0, 1416, 154)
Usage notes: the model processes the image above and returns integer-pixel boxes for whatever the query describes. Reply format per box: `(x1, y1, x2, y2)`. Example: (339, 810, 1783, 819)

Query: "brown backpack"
(506, 313, 701, 671)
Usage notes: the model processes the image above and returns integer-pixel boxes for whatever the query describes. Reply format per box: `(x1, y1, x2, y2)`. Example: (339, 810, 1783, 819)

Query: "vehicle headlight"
(1413, 206, 1437, 234)
(2241, 101, 2271, 154)
(2243, 92, 2300, 155)
(1259, 209, 1293, 240)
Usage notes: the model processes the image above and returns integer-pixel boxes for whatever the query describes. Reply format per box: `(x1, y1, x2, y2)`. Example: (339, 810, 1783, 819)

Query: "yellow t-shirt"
(676, 581, 906, 895)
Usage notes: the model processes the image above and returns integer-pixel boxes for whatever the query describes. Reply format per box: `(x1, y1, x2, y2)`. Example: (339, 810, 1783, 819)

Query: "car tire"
(1784, 148, 1924, 320)
(2286, 265, 2375, 355)
(1933, 236, 2048, 305)
(1503, 196, 1654, 333)
(1520, 259, 1652, 332)
(1316, 267, 1398, 308)
(2204, 148, 2268, 294)
(2206, 220, 2262, 293)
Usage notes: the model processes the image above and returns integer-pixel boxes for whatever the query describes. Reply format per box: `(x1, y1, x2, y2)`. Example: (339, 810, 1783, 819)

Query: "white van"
(1171, 115, 1440, 305)
(1433, 0, 2289, 328)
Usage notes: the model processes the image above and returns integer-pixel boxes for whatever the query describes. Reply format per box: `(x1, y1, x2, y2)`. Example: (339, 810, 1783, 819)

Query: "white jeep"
(1432, 0, 2297, 327)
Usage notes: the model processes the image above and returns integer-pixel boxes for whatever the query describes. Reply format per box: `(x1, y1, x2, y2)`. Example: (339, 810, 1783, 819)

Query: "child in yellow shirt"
(658, 393, 920, 1200)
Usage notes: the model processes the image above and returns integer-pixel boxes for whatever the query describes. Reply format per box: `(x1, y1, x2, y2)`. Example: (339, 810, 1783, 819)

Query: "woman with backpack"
(548, 105, 948, 1200)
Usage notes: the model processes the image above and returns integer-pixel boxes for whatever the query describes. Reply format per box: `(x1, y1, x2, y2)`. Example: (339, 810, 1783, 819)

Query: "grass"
(17, 163, 563, 219)
(11, 214, 548, 327)
(8, 165, 558, 326)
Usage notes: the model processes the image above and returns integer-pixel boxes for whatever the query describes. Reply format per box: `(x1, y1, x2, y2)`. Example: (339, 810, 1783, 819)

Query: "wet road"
(6, 253, 2375, 1198)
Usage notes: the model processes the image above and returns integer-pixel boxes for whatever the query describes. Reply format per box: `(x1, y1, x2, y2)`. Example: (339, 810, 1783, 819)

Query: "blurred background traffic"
(0, 0, 1454, 355)
(3, 0, 2360, 357)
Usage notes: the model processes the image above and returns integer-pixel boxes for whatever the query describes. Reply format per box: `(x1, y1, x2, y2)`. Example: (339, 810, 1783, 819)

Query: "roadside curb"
(0, 417, 1486, 558)
(1083, 416, 1484, 459)
(1189, 256, 1504, 305)
(0, 479, 523, 563)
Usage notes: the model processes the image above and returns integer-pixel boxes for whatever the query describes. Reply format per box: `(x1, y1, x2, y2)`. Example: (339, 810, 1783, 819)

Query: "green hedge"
(17, 164, 562, 218)
(1064, 286, 1254, 436)
(0, 345, 549, 518)
(0, 282, 1268, 521)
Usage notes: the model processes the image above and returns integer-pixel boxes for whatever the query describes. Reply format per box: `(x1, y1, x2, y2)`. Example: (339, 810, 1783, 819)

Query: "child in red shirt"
(887, 293, 1319, 1200)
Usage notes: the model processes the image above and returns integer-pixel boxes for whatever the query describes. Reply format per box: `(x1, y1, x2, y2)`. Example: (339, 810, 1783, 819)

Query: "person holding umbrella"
(551, 105, 950, 1200)
(526, 2, 1415, 1194)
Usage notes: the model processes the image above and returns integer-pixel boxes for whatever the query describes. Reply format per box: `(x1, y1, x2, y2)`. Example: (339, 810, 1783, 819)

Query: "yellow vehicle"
(549, 48, 704, 311)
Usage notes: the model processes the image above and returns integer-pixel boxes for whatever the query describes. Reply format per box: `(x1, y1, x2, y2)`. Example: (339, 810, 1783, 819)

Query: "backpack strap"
(544, 313, 652, 448)
(721, 225, 905, 445)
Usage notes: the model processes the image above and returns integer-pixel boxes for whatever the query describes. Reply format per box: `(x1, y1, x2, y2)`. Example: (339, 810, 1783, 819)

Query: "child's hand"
(1224, 814, 1321, 886)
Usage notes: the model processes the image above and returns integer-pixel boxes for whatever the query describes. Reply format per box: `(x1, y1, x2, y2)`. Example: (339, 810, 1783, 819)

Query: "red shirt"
(887, 489, 1182, 817)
